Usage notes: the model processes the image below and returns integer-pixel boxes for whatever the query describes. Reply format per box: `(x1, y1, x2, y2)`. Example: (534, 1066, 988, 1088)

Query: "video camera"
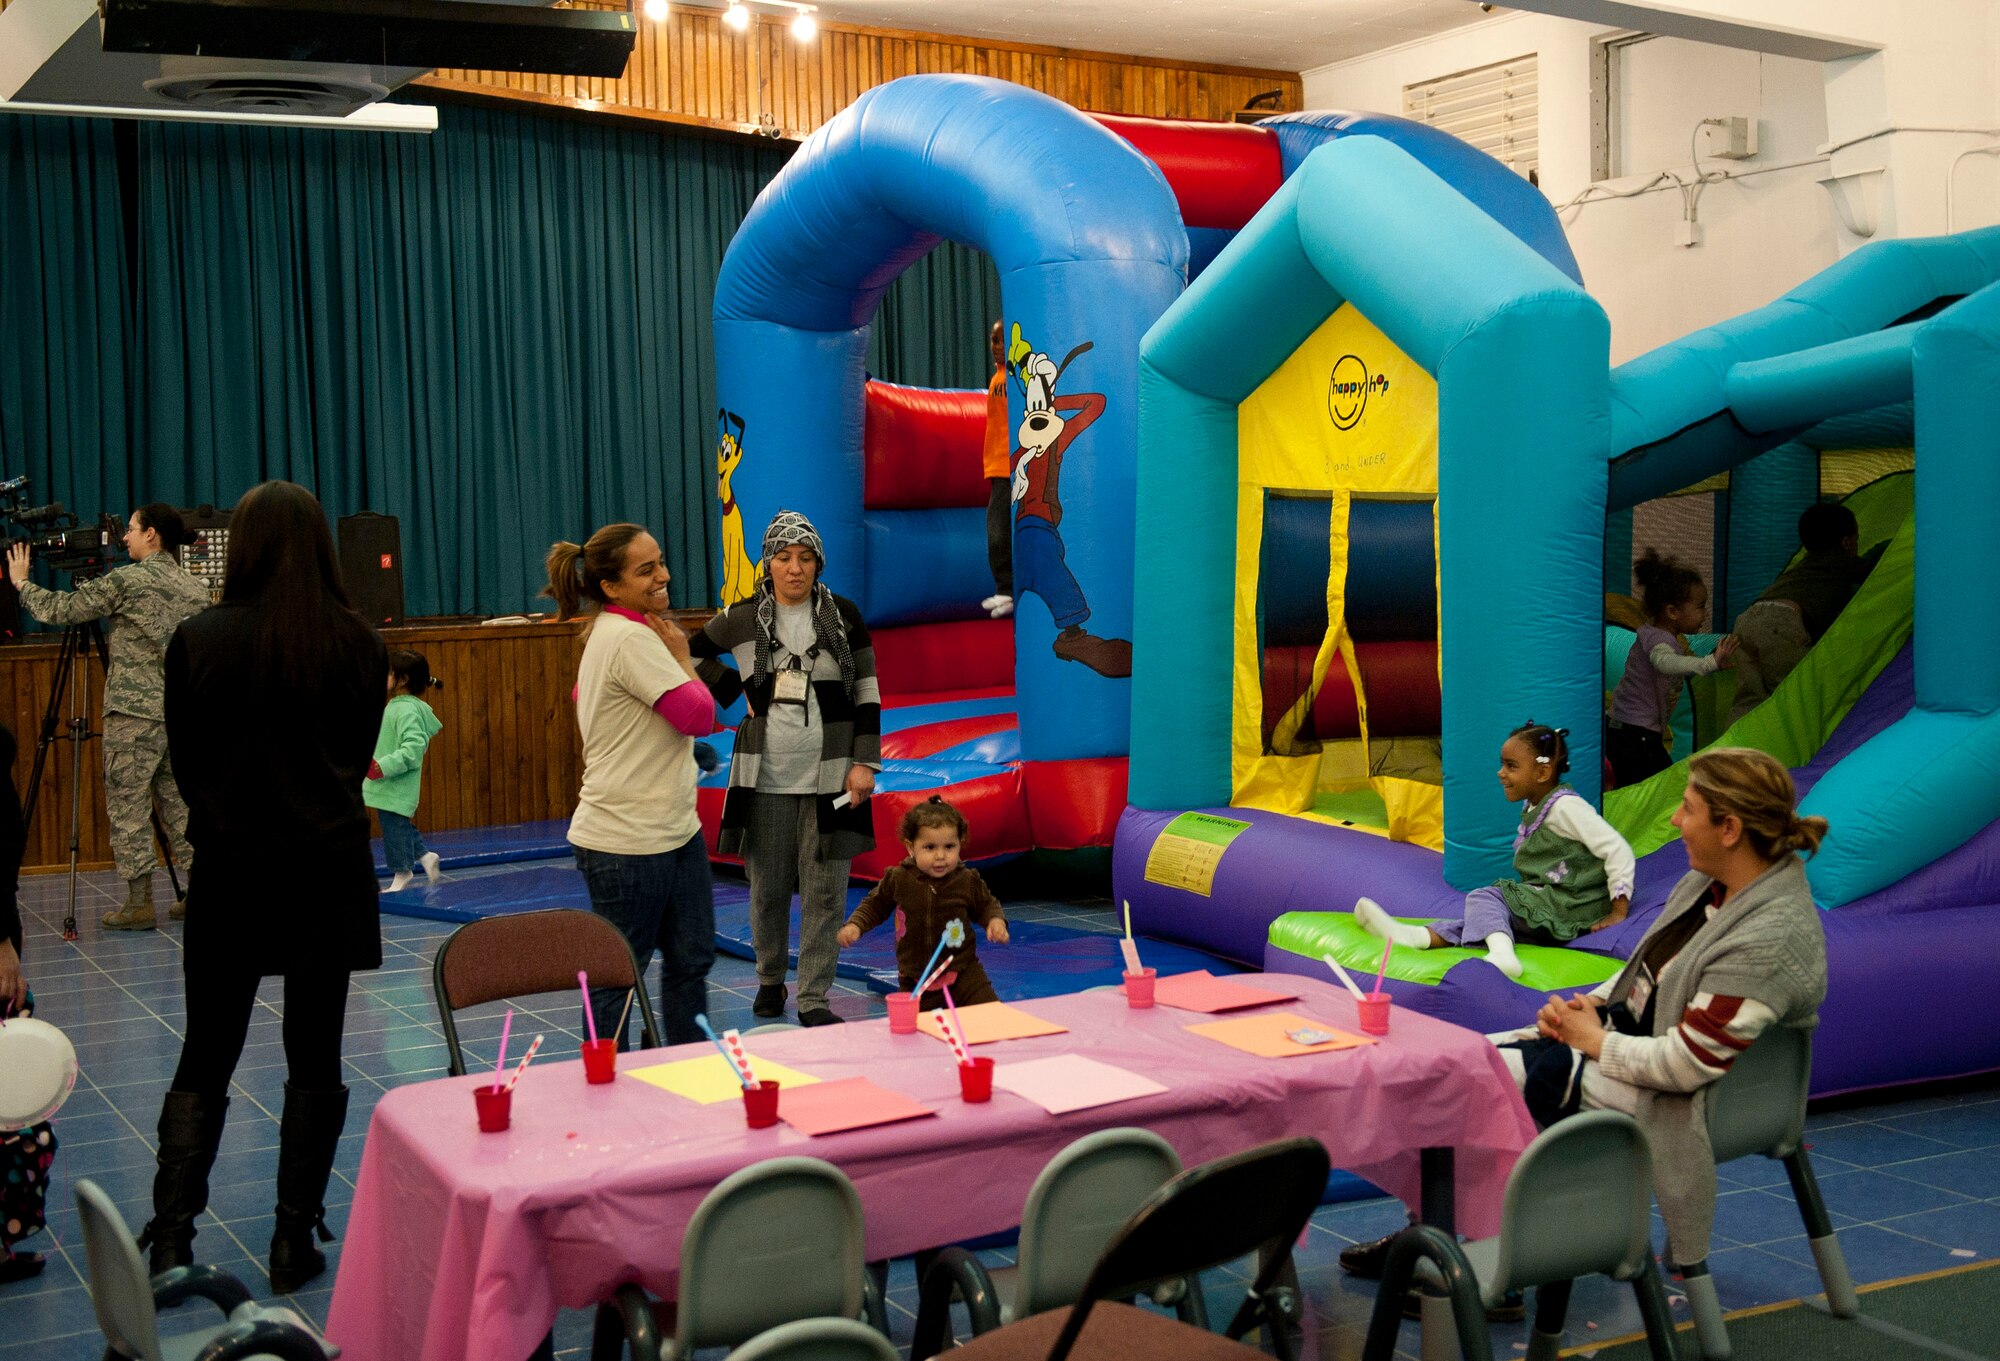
(0, 475, 121, 576)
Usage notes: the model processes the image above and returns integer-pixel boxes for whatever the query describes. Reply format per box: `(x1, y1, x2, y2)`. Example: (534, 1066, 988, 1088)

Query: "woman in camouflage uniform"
(6, 504, 212, 930)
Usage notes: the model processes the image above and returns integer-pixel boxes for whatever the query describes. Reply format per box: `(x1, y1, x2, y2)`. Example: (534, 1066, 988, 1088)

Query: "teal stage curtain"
(2, 99, 1002, 618)
(0, 116, 135, 539)
(131, 105, 792, 616)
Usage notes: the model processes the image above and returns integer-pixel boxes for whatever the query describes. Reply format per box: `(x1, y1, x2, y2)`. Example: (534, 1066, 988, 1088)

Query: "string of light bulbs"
(640, 0, 819, 41)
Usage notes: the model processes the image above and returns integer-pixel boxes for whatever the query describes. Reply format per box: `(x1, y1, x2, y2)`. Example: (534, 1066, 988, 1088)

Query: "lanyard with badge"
(772, 644, 817, 707)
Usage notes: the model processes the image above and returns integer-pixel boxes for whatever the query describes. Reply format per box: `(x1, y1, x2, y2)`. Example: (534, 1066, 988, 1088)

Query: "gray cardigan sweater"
(1601, 856, 1826, 1263)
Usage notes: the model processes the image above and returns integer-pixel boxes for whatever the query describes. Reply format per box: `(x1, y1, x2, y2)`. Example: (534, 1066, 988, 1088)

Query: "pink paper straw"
(493, 1009, 514, 1089)
(501, 1033, 544, 1093)
(579, 970, 598, 1044)
(1373, 934, 1393, 997)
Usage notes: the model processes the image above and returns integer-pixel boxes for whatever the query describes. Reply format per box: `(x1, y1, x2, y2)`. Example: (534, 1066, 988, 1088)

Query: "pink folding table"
(324, 975, 1535, 1361)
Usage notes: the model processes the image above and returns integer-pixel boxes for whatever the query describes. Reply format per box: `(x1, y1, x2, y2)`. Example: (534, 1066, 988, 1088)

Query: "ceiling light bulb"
(643, 0, 667, 19)
(791, 10, 816, 39)
(722, 2, 750, 30)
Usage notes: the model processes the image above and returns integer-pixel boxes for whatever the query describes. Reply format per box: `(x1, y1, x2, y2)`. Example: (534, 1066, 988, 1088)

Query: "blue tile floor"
(5, 861, 2000, 1360)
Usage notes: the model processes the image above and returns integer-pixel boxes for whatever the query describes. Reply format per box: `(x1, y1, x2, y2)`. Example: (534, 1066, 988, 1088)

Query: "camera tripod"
(21, 618, 185, 941)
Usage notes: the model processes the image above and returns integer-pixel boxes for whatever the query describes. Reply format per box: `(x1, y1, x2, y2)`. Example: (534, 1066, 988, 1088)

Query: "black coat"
(166, 602, 387, 975)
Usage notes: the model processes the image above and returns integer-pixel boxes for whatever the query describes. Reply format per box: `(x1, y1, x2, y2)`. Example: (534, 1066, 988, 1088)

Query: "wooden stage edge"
(2, 613, 711, 876)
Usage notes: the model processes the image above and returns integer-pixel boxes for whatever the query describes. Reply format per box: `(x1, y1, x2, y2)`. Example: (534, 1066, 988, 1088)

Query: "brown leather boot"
(102, 877, 156, 932)
(1052, 626, 1133, 678)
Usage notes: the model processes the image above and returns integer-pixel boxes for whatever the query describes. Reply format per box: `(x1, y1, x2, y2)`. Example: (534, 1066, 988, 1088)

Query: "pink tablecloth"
(324, 975, 1535, 1361)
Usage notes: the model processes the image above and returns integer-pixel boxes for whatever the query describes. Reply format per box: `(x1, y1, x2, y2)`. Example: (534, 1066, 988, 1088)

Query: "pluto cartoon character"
(716, 409, 763, 607)
(1007, 326, 1131, 678)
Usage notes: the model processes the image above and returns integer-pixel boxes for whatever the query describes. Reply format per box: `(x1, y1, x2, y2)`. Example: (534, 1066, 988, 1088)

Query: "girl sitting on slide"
(1356, 723, 1634, 979)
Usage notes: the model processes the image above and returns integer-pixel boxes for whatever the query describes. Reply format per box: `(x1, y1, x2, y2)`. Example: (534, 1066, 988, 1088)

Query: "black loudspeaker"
(338, 512, 405, 628)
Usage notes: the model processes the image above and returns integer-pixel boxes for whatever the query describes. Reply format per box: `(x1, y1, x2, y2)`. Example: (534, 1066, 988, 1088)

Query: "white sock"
(388, 871, 412, 894)
(1355, 897, 1431, 950)
(420, 851, 442, 883)
(1484, 932, 1524, 979)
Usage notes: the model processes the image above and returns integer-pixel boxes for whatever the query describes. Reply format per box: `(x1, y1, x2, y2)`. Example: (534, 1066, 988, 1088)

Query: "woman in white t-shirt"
(544, 524, 718, 1046)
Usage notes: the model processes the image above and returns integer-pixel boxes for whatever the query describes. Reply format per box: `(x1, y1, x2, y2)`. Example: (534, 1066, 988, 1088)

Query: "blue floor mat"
(377, 865, 591, 922)
(379, 867, 1234, 996)
(710, 884, 1238, 996)
(370, 819, 572, 875)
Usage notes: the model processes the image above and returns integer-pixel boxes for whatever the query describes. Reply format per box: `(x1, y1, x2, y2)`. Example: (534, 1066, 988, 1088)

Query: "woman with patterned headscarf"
(692, 511, 881, 1027)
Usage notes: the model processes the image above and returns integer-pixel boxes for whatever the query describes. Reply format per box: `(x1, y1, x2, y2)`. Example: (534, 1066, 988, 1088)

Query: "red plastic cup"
(1358, 991, 1392, 1036)
(474, 1083, 512, 1132)
(885, 992, 919, 1034)
(957, 1056, 995, 1103)
(743, 1079, 781, 1128)
(1123, 968, 1157, 1009)
(581, 1038, 618, 1084)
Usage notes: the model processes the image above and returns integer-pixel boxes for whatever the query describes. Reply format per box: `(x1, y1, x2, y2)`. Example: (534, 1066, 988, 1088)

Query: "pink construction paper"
(1137, 969, 1300, 1013)
(991, 1054, 1168, 1115)
(776, 1077, 936, 1137)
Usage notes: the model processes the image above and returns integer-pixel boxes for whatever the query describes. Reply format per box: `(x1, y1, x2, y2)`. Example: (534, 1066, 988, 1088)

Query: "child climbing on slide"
(838, 796, 1010, 1008)
(1606, 550, 1738, 787)
(1356, 723, 1634, 979)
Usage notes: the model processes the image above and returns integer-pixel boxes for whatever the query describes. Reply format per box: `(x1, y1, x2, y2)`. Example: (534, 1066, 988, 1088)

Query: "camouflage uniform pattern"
(18, 554, 211, 880)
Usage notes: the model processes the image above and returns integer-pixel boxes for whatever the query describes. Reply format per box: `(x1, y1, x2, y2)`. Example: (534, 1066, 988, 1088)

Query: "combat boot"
(102, 876, 156, 931)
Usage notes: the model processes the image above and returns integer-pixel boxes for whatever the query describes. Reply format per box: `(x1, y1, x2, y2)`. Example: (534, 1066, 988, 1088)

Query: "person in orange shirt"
(980, 320, 1014, 619)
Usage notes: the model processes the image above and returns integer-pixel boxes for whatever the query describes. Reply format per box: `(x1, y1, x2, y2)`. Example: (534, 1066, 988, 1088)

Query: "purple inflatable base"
(1265, 899, 2000, 1096)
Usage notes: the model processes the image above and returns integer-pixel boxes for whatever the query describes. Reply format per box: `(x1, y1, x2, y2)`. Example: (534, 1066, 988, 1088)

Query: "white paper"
(991, 1054, 1167, 1115)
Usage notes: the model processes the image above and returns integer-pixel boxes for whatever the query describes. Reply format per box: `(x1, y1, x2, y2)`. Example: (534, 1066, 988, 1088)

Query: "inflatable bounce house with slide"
(701, 72, 2000, 1096)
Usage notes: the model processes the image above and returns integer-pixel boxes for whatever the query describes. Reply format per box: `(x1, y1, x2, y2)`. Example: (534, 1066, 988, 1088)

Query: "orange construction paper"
(915, 1001, 1069, 1046)
(1185, 1011, 1377, 1058)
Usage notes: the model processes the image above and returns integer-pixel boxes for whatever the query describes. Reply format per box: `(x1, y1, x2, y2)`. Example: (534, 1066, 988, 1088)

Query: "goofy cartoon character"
(1008, 326, 1132, 678)
(717, 409, 763, 607)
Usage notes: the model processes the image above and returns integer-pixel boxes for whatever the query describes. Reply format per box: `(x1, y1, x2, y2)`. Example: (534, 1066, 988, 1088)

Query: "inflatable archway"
(712, 75, 1184, 763)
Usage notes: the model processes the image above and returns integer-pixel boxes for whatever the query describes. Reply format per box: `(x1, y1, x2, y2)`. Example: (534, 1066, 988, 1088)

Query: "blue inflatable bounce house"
(701, 74, 1560, 879)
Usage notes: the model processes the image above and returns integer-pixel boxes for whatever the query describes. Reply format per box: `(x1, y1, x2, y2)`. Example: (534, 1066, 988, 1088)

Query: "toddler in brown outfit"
(838, 796, 1010, 1008)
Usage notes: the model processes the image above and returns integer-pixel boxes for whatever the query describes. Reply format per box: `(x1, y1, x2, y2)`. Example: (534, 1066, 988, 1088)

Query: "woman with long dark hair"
(139, 481, 386, 1293)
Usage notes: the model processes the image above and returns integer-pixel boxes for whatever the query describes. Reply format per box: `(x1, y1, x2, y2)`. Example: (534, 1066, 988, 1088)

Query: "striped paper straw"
(937, 1008, 971, 1067)
(501, 1033, 545, 1093)
(721, 1028, 758, 1086)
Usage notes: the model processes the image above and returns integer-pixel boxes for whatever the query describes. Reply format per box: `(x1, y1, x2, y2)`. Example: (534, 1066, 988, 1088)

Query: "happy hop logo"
(1327, 355, 1390, 430)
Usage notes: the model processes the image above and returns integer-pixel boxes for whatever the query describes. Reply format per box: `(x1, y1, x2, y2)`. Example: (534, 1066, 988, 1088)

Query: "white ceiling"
(798, 0, 1494, 75)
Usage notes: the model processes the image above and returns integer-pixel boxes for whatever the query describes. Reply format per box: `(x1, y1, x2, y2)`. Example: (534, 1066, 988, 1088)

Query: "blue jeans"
(1013, 518, 1090, 629)
(574, 834, 716, 1048)
(378, 810, 427, 874)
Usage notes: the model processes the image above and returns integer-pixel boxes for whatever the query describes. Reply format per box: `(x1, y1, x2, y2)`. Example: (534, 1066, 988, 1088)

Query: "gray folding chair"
(911, 1128, 1195, 1355)
(73, 1178, 339, 1361)
(743, 1023, 797, 1037)
(727, 1317, 900, 1361)
(1362, 1112, 1678, 1361)
(595, 1156, 877, 1360)
(1687, 1024, 1857, 1359)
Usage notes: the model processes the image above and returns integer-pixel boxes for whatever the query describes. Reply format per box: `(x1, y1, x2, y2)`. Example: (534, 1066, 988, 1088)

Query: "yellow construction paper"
(625, 1053, 823, 1104)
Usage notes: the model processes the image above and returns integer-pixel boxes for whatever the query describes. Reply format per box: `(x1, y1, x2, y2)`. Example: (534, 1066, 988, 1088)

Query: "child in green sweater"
(1356, 723, 1635, 979)
(365, 649, 444, 893)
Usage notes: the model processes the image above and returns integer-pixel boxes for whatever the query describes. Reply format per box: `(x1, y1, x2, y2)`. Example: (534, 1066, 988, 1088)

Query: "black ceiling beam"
(100, 0, 638, 79)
